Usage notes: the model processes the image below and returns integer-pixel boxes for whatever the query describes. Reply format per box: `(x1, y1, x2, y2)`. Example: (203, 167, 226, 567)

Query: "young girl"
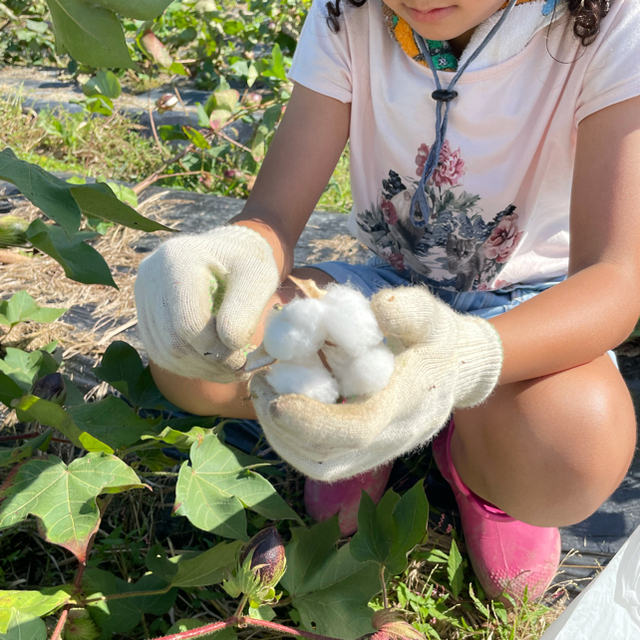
(135, 0, 640, 601)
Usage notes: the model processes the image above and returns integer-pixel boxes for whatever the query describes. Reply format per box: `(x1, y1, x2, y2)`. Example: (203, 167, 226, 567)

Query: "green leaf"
(251, 129, 266, 163)
(67, 395, 157, 450)
(0, 431, 53, 468)
(447, 539, 464, 599)
(0, 587, 73, 633)
(92, 341, 143, 398)
(182, 126, 210, 150)
(350, 482, 428, 576)
(93, 341, 166, 408)
(386, 482, 429, 574)
(248, 604, 276, 621)
(0, 149, 81, 237)
(70, 183, 173, 232)
(105, 182, 138, 208)
(0, 371, 25, 408)
(0, 348, 60, 392)
(175, 434, 300, 540)
(45, 0, 133, 68)
(214, 89, 240, 111)
(82, 70, 121, 99)
(14, 395, 112, 452)
(0, 453, 146, 561)
(141, 425, 215, 451)
(0, 291, 66, 328)
(146, 540, 243, 587)
(281, 520, 379, 640)
(0, 609, 47, 640)
(90, 0, 173, 20)
(83, 568, 176, 638)
(26, 219, 117, 288)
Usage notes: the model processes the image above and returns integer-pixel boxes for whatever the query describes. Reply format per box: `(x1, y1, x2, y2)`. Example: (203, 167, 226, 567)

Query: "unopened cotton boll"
(265, 355, 340, 404)
(321, 285, 383, 356)
(330, 342, 395, 397)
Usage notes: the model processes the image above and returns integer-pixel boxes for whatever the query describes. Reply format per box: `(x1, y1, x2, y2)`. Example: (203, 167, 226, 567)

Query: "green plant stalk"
(150, 616, 349, 640)
(380, 564, 389, 609)
(51, 494, 115, 640)
(83, 583, 173, 604)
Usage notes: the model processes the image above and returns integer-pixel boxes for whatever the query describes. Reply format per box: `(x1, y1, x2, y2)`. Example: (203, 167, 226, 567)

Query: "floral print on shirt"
(355, 139, 523, 291)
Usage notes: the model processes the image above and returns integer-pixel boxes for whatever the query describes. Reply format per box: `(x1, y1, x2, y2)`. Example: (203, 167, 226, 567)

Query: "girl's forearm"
(490, 262, 640, 385)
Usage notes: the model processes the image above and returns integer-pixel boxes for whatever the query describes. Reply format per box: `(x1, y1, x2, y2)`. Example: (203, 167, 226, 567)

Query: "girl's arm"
(228, 82, 351, 278)
(491, 94, 640, 385)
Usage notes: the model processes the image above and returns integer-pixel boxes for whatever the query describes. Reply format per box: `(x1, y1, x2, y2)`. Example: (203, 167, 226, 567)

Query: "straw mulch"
(0, 191, 175, 362)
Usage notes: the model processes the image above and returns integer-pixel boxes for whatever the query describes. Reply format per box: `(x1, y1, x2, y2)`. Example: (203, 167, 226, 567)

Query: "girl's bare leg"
(452, 353, 637, 527)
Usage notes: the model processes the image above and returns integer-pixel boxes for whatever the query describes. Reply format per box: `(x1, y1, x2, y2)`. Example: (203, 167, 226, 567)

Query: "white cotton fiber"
(260, 284, 395, 404)
(321, 285, 383, 356)
(265, 356, 340, 404)
(331, 343, 395, 397)
(263, 298, 327, 362)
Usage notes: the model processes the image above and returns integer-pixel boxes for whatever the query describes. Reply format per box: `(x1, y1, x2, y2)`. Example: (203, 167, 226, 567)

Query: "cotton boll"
(321, 285, 383, 356)
(263, 299, 327, 362)
(266, 356, 340, 404)
(332, 343, 395, 397)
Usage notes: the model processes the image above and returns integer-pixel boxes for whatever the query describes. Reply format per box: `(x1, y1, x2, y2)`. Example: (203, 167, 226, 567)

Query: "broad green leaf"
(0, 149, 81, 236)
(0, 348, 59, 392)
(386, 481, 429, 574)
(0, 453, 146, 561)
(0, 609, 47, 640)
(27, 219, 116, 287)
(84, 95, 114, 116)
(281, 520, 379, 639)
(351, 483, 428, 576)
(45, 0, 133, 68)
(83, 568, 176, 639)
(251, 129, 266, 163)
(135, 448, 180, 472)
(0, 371, 24, 408)
(248, 604, 276, 621)
(105, 182, 138, 208)
(0, 587, 73, 633)
(141, 425, 213, 451)
(93, 342, 167, 408)
(92, 341, 143, 398)
(0, 431, 53, 468)
(70, 183, 173, 232)
(214, 89, 240, 111)
(0, 291, 66, 328)
(182, 126, 210, 149)
(447, 539, 464, 599)
(175, 435, 300, 540)
(146, 540, 243, 587)
(82, 70, 121, 99)
(14, 395, 112, 452)
(67, 395, 157, 450)
(350, 490, 399, 567)
(91, 0, 173, 21)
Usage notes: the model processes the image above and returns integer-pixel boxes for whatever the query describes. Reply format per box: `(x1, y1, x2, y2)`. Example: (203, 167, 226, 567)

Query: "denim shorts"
(312, 256, 618, 365)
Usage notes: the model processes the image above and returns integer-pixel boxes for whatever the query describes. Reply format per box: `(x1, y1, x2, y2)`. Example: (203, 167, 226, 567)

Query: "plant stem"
(0, 432, 70, 444)
(234, 594, 248, 618)
(149, 616, 348, 640)
(49, 608, 68, 640)
(83, 584, 173, 604)
(380, 565, 389, 609)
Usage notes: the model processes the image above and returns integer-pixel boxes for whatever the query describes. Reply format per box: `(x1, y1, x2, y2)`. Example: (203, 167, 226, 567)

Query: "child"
(135, 0, 640, 601)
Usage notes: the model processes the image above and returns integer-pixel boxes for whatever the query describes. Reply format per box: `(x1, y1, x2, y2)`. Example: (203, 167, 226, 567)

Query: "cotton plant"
(245, 279, 395, 403)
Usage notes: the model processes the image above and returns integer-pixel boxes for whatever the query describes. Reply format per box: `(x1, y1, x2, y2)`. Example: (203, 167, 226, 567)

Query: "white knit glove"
(250, 286, 503, 481)
(135, 226, 279, 383)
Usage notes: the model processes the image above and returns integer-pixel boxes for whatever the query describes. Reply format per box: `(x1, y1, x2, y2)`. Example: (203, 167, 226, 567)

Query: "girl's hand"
(250, 286, 503, 481)
(135, 225, 279, 383)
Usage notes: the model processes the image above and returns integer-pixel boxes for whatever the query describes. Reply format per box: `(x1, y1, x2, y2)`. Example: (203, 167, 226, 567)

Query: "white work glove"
(250, 286, 503, 481)
(135, 225, 279, 383)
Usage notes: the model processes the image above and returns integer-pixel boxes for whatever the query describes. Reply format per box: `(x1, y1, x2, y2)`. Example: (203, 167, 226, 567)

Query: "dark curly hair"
(325, 0, 611, 46)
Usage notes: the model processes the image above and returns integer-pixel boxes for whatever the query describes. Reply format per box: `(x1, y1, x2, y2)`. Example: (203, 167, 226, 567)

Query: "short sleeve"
(288, 0, 353, 103)
(575, 0, 640, 124)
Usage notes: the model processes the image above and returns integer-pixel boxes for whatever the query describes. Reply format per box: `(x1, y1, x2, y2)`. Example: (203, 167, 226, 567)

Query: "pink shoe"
(432, 420, 561, 601)
(304, 465, 393, 536)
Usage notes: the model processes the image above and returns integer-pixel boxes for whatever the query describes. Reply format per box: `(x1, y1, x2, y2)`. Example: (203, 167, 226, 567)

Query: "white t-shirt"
(288, 0, 640, 291)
